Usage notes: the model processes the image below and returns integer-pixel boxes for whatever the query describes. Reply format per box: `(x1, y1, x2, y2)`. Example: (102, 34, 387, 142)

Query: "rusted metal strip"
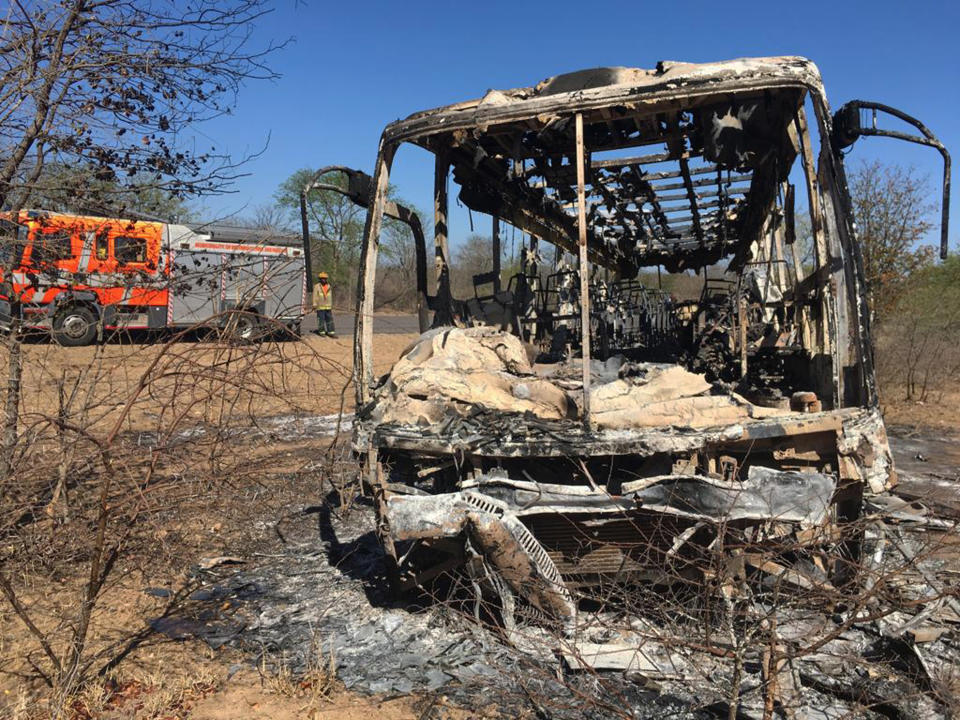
(434, 151, 453, 324)
(354, 141, 396, 406)
(795, 108, 839, 407)
(575, 113, 591, 429)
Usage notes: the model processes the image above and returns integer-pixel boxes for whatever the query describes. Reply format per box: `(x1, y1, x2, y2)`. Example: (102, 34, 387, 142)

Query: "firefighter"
(312, 271, 335, 337)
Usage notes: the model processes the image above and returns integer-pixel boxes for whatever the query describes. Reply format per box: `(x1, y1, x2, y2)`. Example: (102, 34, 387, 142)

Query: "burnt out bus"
(343, 57, 950, 627)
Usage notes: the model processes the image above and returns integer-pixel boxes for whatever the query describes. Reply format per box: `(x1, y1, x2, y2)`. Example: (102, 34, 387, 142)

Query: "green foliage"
(275, 168, 428, 308)
(877, 255, 960, 400)
(275, 168, 365, 292)
(848, 160, 946, 399)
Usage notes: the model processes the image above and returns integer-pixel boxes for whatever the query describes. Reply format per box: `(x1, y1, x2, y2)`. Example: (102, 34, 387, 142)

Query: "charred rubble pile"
(150, 446, 959, 719)
(361, 325, 889, 615)
(157, 492, 697, 718)
(339, 323, 959, 716)
(364, 325, 796, 435)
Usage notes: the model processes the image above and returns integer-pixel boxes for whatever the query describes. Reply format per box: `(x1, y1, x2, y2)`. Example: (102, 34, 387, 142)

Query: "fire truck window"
(0, 221, 28, 265)
(94, 231, 108, 261)
(114, 236, 148, 265)
(33, 230, 73, 265)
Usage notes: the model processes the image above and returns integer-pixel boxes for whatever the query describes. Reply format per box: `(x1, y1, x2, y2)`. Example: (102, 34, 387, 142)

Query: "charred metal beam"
(662, 197, 735, 214)
(624, 165, 672, 239)
(434, 153, 454, 326)
(655, 184, 750, 203)
(591, 172, 652, 246)
(449, 143, 631, 274)
(833, 100, 951, 259)
(650, 171, 752, 192)
(528, 152, 675, 183)
(492, 215, 502, 294)
(576, 113, 592, 429)
(665, 113, 704, 247)
(498, 118, 683, 161)
(355, 147, 396, 406)
(301, 165, 430, 332)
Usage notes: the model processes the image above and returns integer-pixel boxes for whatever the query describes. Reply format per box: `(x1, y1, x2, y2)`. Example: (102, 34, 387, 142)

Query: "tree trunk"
(0, 314, 22, 487)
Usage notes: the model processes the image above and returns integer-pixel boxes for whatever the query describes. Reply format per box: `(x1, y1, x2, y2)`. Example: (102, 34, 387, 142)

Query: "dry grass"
(2, 332, 417, 435)
(0, 332, 428, 719)
(881, 385, 960, 430)
(258, 635, 337, 712)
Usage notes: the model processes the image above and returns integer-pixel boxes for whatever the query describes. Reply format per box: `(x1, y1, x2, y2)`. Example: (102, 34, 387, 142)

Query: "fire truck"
(0, 210, 307, 345)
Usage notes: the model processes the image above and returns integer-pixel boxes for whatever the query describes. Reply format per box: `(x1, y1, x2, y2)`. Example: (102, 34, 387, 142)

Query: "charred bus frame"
(339, 57, 950, 626)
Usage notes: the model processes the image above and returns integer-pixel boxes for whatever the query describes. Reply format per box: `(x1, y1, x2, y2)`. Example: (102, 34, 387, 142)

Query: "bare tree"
(0, 0, 284, 212)
(450, 233, 506, 299)
(877, 255, 960, 400)
(0, 0, 284, 711)
(17, 164, 193, 220)
(0, 0, 284, 475)
(848, 160, 935, 320)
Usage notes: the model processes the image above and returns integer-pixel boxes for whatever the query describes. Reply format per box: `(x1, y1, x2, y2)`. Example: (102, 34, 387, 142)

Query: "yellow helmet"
(317, 272, 328, 279)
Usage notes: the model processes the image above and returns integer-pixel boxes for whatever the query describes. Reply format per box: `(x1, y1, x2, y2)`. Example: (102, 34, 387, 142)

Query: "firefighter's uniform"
(312, 273, 335, 337)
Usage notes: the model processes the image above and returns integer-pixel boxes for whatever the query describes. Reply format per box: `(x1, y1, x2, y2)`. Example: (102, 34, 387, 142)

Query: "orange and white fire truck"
(0, 210, 307, 345)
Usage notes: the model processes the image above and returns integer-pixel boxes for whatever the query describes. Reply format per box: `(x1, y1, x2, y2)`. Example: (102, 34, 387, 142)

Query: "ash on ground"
(148, 430, 960, 719)
(166, 494, 691, 718)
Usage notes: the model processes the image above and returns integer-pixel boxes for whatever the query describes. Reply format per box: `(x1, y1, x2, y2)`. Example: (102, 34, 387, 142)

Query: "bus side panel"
(169, 251, 221, 326)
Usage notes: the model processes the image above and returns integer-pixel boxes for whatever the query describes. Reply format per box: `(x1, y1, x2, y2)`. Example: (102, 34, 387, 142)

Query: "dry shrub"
(0, 318, 353, 717)
(876, 255, 960, 403)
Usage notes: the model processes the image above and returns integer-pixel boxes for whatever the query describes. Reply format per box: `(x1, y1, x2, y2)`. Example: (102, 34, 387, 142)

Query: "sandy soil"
(0, 332, 418, 437)
(0, 333, 438, 720)
(188, 676, 417, 720)
(881, 387, 960, 430)
(4, 332, 950, 435)
(187, 671, 473, 720)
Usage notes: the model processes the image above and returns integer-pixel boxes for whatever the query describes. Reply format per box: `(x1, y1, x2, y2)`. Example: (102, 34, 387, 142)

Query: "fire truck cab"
(0, 210, 306, 345)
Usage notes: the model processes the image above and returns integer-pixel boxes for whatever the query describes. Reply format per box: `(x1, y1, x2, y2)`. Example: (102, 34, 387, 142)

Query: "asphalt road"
(301, 311, 421, 336)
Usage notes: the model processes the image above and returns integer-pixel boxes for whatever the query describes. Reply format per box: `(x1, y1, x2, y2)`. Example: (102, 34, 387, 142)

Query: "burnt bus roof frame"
(353, 57, 881, 411)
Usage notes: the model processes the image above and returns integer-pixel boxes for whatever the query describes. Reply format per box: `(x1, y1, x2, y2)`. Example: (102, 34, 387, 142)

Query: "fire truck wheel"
(224, 310, 262, 343)
(53, 306, 98, 346)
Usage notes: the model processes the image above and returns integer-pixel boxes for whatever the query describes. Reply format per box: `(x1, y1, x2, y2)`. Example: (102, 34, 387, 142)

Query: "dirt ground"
(0, 464, 483, 720)
(881, 387, 960, 430)
(5, 332, 418, 435)
(1, 332, 457, 720)
(2, 333, 957, 719)
(9, 332, 947, 435)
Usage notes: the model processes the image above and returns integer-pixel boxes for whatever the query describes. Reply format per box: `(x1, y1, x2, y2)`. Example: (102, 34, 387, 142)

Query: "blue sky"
(196, 0, 959, 249)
